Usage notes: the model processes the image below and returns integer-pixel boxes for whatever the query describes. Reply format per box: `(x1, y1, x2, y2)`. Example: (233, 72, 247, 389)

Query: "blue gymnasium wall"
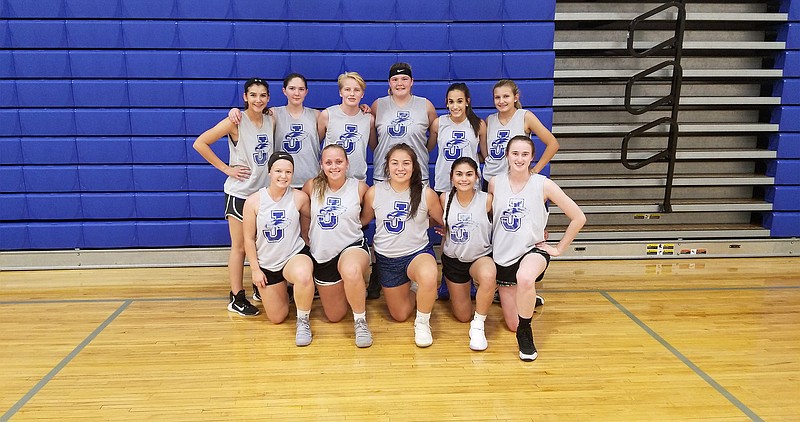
(0, 0, 556, 250)
(766, 0, 800, 237)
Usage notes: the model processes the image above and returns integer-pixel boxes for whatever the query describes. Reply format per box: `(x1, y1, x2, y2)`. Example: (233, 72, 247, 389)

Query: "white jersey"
(255, 187, 306, 272)
(442, 190, 491, 262)
(373, 95, 431, 181)
(433, 115, 480, 192)
(223, 112, 273, 198)
(491, 173, 548, 267)
(309, 178, 363, 263)
(372, 181, 430, 258)
(273, 106, 320, 189)
(323, 105, 371, 181)
(483, 109, 527, 182)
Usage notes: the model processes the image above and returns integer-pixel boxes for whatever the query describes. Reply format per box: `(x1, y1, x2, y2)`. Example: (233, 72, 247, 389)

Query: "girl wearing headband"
(243, 152, 317, 347)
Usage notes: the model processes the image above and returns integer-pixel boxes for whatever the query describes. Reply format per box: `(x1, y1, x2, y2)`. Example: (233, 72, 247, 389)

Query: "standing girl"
(317, 72, 376, 182)
(229, 73, 321, 189)
(194, 78, 275, 317)
(430, 83, 486, 193)
(439, 157, 496, 351)
(489, 135, 585, 361)
(370, 62, 438, 184)
(481, 79, 560, 186)
(302, 144, 373, 348)
(430, 82, 486, 301)
(243, 152, 316, 346)
(361, 144, 444, 347)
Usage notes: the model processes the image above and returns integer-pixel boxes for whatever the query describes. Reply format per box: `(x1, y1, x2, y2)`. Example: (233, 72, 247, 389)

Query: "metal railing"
(621, 1, 687, 212)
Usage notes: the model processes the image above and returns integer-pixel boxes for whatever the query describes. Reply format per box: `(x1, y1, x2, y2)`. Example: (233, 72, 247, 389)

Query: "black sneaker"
(227, 290, 259, 316)
(535, 294, 545, 308)
(493, 290, 501, 304)
(516, 324, 538, 361)
(252, 284, 261, 302)
(366, 265, 381, 300)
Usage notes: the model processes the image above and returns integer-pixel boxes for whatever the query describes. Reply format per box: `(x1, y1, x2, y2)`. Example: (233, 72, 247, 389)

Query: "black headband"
(388, 67, 412, 79)
(268, 151, 294, 170)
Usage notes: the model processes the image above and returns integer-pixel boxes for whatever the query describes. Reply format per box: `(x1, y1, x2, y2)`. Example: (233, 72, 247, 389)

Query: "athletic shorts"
(374, 244, 435, 288)
(258, 245, 311, 286)
(441, 253, 491, 284)
(495, 247, 550, 287)
(312, 238, 370, 285)
(224, 193, 246, 222)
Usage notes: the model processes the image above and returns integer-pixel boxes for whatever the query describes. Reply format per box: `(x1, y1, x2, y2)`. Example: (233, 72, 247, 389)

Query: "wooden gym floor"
(1, 257, 798, 421)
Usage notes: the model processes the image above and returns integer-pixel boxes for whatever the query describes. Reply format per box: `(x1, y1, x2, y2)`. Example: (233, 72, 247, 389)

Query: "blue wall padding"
(768, 134, 800, 158)
(83, 222, 138, 248)
(764, 212, 800, 237)
(23, 166, 80, 192)
(774, 79, 800, 104)
(81, 193, 137, 219)
(76, 138, 134, 164)
(767, 160, 800, 184)
(78, 165, 135, 192)
(21, 138, 79, 165)
(26, 194, 82, 220)
(137, 221, 191, 247)
(766, 186, 800, 210)
(771, 106, 800, 131)
(1, 194, 27, 220)
(189, 220, 229, 246)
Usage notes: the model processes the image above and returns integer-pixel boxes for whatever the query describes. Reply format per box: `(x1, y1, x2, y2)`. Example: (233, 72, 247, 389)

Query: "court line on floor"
(0, 300, 132, 422)
(601, 291, 763, 422)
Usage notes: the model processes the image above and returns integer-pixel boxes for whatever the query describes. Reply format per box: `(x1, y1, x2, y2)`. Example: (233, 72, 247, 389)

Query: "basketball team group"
(193, 62, 586, 362)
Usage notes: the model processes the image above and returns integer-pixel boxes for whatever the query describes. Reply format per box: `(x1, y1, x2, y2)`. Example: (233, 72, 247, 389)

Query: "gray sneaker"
(295, 315, 312, 347)
(354, 318, 373, 348)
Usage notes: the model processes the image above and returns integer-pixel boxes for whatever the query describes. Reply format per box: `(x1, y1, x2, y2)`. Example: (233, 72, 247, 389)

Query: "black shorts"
(312, 238, 370, 285)
(495, 247, 550, 286)
(259, 245, 311, 285)
(441, 253, 490, 284)
(224, 193, 246, 222)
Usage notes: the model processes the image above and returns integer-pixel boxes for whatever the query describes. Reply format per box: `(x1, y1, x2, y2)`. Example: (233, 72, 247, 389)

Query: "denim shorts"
(374, 244, 435, 288)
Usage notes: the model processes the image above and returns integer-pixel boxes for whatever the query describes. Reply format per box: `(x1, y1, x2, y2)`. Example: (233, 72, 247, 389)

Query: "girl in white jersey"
(193, 78, 275, 317)
(317, 72, 376, 182)
(439, 157, 496, 351)
(361, 144, 444, 347)
(481, 79, 560, 187)
(367, 62, 438, 300)
(243, 152, 316, 347)
(369, 62, 438, 183)
(489, 135, 585, 362)
(430, 83, 486, 301)
(302, 144, 373, 348)
(229, 73, 321, 189)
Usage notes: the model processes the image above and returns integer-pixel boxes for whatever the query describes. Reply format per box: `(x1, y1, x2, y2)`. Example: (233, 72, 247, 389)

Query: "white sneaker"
(469, 320, 488, 351)
(414, 321, 433, 347)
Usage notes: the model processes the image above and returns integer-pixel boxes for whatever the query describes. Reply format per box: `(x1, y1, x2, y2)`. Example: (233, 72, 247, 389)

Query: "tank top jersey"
(255, 187, 306, 272)
(223, 112, 273, 199)
(491, 172, 549, 267)
(483, 109, 528, 182)
(373, 95, 431, 181)
(434, 115, 481, 192)
(309, 178, 363, 263)
(372, 181, 430, 258)
(272, 106, 320, 188)
(323, 105, 371, 181)
(442, 190, 492, 263)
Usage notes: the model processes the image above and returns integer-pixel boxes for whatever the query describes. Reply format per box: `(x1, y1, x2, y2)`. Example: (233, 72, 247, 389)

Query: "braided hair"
(443, 157, 480, 234)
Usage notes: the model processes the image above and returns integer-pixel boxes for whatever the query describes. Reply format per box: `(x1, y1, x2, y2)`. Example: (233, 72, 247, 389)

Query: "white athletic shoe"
(414, 321, 433, 347)
(468, 320, 488, 351)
